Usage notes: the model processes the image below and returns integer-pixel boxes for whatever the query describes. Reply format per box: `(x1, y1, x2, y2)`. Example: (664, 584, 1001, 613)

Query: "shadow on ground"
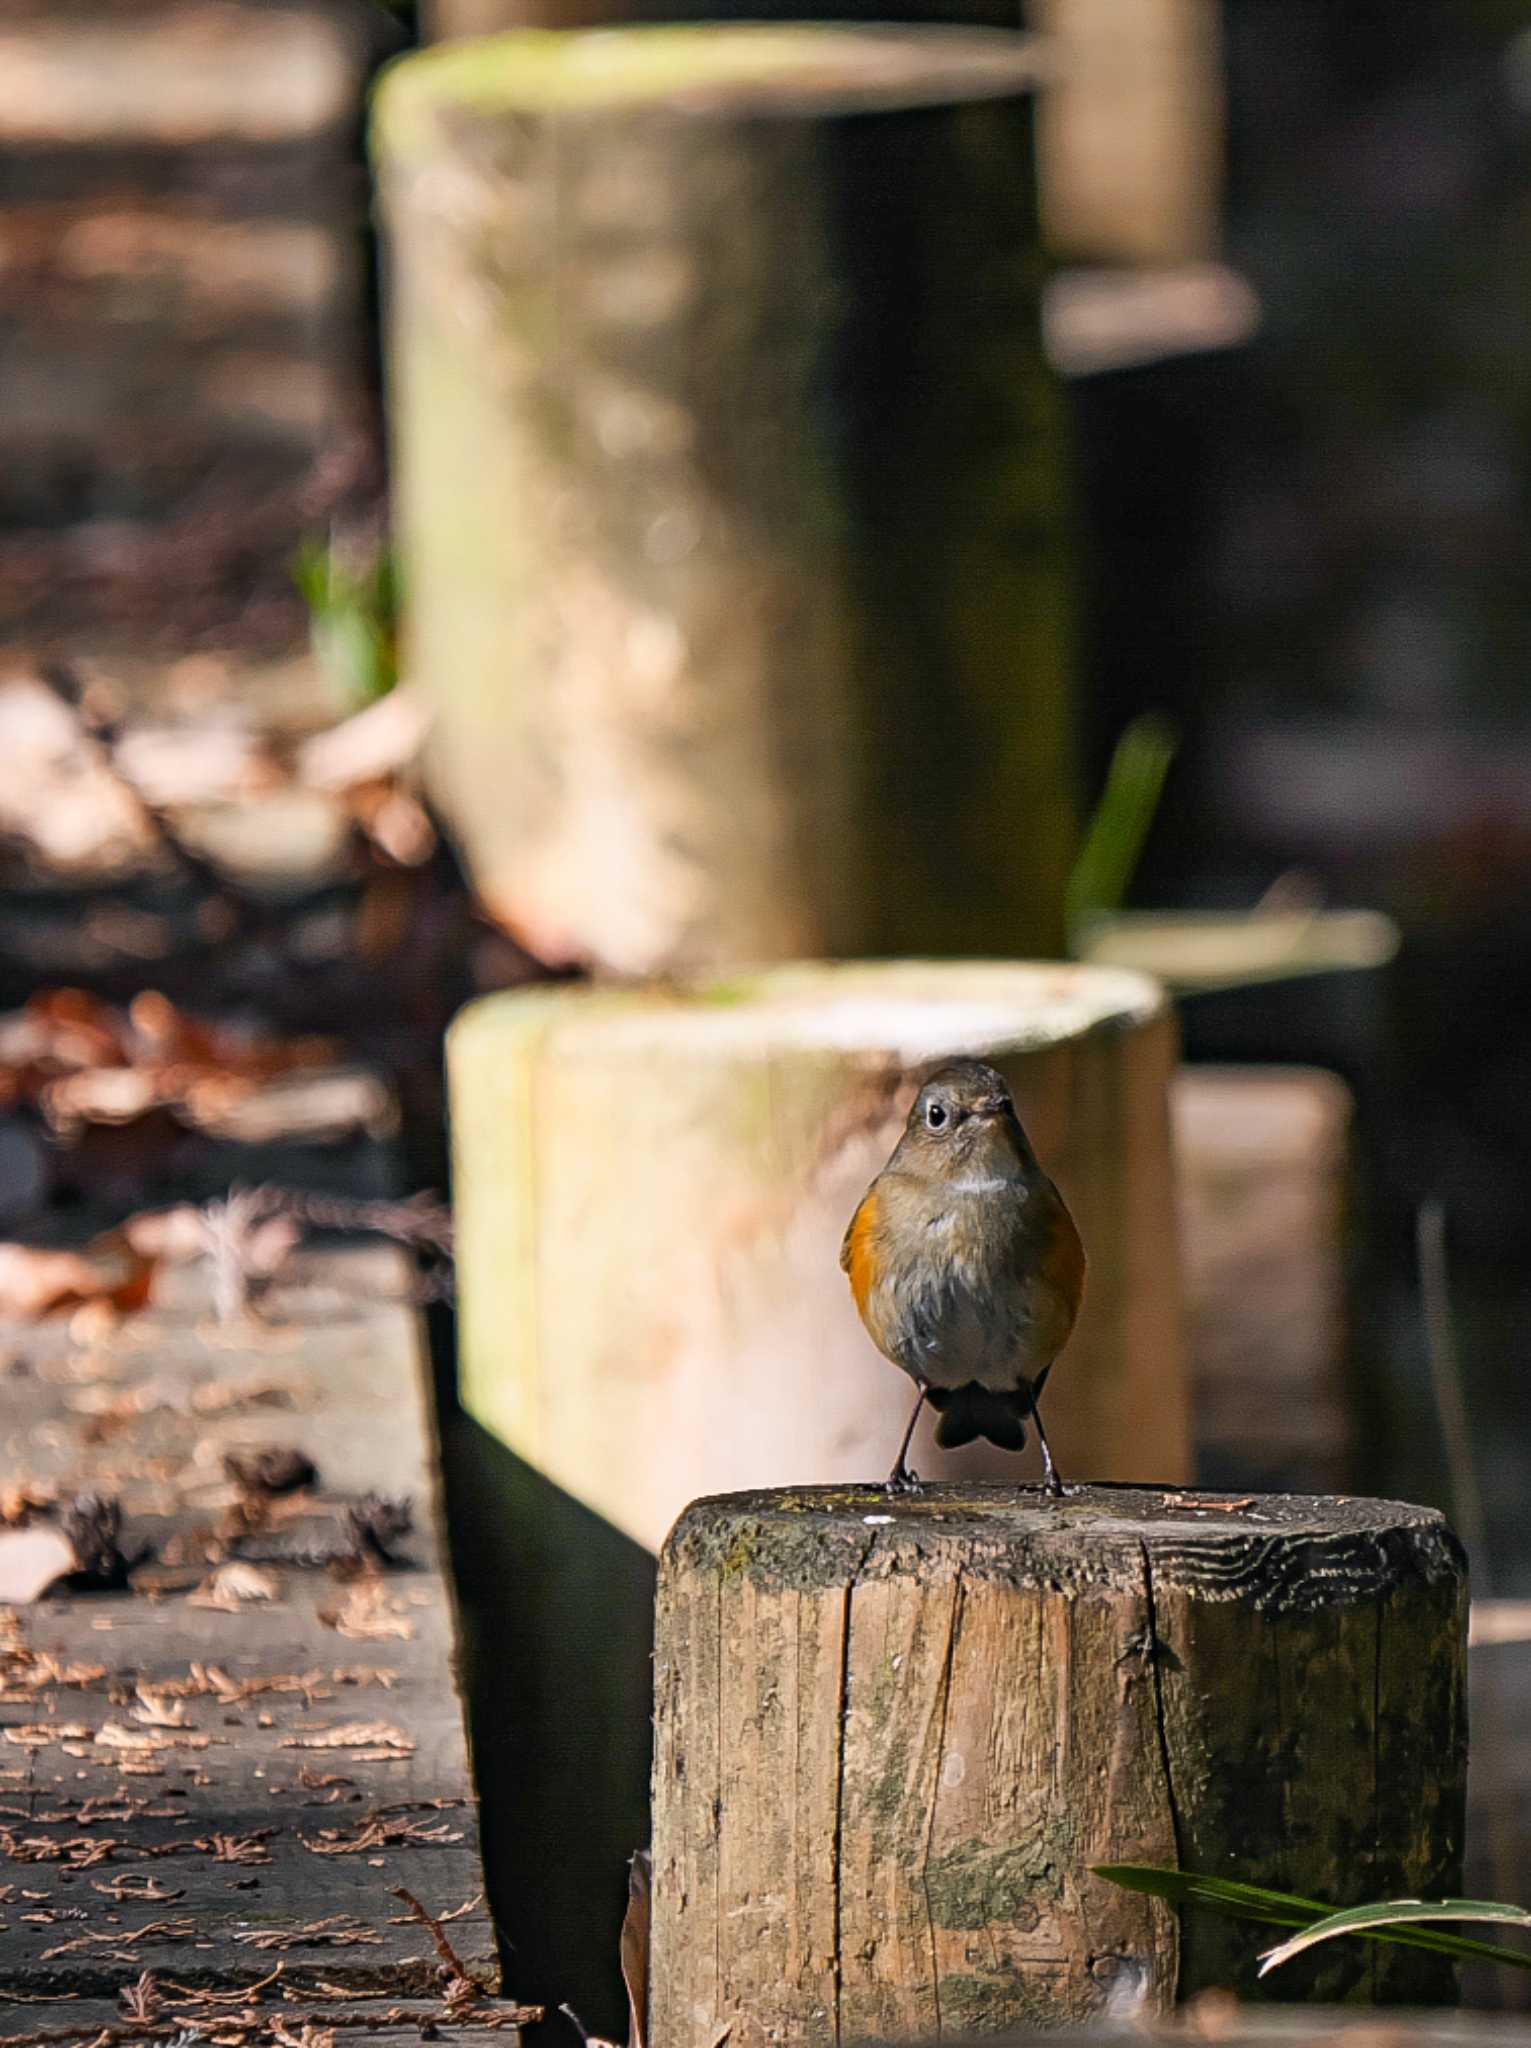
(434, 1368, 656, 2038)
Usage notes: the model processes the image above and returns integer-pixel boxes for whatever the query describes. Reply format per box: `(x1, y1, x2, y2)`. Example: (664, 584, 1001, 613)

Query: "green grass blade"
(1094, 1866, 1531, 1975)
(1259, 1899, 1531, 1977)
(1064, 713, 1178, 940)
(1094, 1866, 1327, 1925)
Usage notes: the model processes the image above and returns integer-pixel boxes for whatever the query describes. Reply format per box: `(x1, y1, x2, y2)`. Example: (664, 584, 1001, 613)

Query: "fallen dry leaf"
(196, 1828, 274, 1863)
(224, 1446, 318, 1497)
(272, 2022, 337, 2048)
(232, 1913, 381, 1951)
(42, 1915, 196, 1961)
(95, 1722, 214, 1753)
(0, 674, 155, 875)
(191, 1374, 304, 1416)
(93, 1874, 185, 1903)
(117, 1965, 161, 2021)
(303, 1815, 462, 1855)
(320, 1580, 415, 1643)
(279, 1721, 414, 1754)
(0, 1246, 107, 1319)
(4, 1722, 91, 1747)
(0, 1524, 77, 1603)
(131, 1685, 191, 1729)
(0, 1477, 60, 1526)
(0, 1236, 156, 1321)
(188, 1562, 281, 1611)
(121, 1203, 211, 1263)
(297, 684, 431, 792)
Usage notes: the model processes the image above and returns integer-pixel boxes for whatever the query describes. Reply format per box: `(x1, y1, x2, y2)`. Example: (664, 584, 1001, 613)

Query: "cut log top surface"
(454, 959, 1165, 1062)
(374, 22, 1042, 141)
(665, 1483, 1465, 1610)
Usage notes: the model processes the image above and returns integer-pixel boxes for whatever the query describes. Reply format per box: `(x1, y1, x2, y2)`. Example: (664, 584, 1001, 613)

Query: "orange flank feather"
(840, 1192, 880, 1317)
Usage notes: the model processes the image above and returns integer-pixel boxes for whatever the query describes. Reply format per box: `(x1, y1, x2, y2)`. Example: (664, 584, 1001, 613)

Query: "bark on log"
(650, 1484, 1468, 2048)
(374, 27, 1078, 974)
(449, 959, 1188, 1555)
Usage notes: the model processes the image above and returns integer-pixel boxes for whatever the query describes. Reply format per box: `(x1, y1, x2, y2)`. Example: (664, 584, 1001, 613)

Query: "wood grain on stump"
(650, 1485, 1467, 2047)
(449, 961, 1188, 1555)
(374, 26, 1077, 974)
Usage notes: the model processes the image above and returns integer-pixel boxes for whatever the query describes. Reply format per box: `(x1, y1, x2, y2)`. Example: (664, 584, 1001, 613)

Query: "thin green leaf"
(1095, 1866, 1329, 1924)
(1064, 713, 1178, 939)
(1260, 1899, 1531, 1977)
(1094, 1867, 1531, 1974)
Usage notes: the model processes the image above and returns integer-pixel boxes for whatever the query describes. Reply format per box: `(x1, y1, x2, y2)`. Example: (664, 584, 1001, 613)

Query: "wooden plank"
(0, 1246, 497, 2000)
(0, 2001, 534, 2048)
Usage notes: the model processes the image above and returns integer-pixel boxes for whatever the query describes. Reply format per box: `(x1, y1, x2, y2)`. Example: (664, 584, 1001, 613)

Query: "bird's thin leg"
(1032, 1397, 1065, 1499)
(887, 1382, 927, 1494)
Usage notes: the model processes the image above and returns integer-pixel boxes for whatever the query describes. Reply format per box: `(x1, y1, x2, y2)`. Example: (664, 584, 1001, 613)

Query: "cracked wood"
(649, 1484, 1467, 2048)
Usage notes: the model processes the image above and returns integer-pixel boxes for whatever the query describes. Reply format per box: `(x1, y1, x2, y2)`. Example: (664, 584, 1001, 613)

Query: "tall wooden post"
(650, 1485, 1468, 2046)
(374, 27, 1077, 974)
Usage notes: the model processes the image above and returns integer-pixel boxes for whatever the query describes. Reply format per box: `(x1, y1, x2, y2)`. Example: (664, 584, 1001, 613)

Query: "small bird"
(840, 1058, 1085, 1495)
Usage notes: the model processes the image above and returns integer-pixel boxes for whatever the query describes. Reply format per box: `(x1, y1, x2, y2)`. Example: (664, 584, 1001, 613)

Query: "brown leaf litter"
(301, 1814, 463, 1856)
(278, 1723, 414, 1756)
(187, 1562, 282, 1611)
(318, 1580, 414, 1643)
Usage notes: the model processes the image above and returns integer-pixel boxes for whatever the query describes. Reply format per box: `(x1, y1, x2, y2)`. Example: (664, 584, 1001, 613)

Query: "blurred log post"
(650, 1485, 1468, 2048)
(422, 1, 1224, 269)
(374, 27, 1078, 974)
(449, 960, 1188, 1555)
(1174, 1065, 1356, 1492)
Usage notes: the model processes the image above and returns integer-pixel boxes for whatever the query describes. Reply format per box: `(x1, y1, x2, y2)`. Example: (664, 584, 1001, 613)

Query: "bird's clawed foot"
(885, 1462, 923, 1496)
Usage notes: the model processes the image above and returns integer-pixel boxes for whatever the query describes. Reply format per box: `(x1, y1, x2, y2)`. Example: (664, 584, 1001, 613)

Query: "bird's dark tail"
(928, 1383, 1029, 1452)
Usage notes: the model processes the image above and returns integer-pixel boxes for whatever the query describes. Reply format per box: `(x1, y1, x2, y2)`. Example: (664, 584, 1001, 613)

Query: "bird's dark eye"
(925, 1101, 948, 1131)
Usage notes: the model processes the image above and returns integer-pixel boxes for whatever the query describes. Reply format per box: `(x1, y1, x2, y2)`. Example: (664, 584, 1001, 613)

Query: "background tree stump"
(650, 1485, 1468, 2048)
(449, 960, 1188, 1554)
(374, 26, 1078, 974)
(1174, 1064, 1356, 1491)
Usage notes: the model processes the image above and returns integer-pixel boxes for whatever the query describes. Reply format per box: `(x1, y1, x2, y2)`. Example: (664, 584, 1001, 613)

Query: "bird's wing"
(1029, 1186, 1086, 1347)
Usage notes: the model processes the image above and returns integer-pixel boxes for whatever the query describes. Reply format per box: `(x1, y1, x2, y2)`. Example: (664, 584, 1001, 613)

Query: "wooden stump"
(650, 1485, 1468, 2048)
(374, 27, 1078, 974)
(449, 960, 1188, 1554)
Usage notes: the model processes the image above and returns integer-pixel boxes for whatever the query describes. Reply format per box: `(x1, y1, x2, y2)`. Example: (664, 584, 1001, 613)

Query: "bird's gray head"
(894, 1059, 1033, 1177)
